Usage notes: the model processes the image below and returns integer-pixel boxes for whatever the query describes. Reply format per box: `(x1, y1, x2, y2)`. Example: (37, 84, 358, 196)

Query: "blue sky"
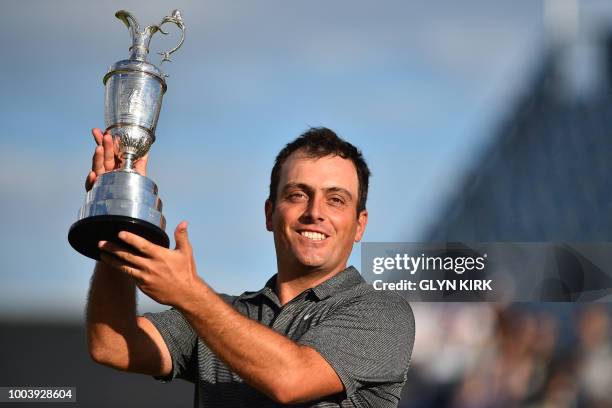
(0, 0, 551, 319)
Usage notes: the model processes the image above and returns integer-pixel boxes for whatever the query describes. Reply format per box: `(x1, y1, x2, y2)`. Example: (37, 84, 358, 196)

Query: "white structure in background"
(544, 0, 611, 101)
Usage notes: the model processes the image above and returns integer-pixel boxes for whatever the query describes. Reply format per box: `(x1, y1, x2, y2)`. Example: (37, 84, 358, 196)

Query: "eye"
(288, 192, 308, 202)
(328, 195, 345, 206)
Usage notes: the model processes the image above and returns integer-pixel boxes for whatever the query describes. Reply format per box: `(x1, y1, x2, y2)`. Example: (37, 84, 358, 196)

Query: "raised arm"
(84, 128, 171, 376)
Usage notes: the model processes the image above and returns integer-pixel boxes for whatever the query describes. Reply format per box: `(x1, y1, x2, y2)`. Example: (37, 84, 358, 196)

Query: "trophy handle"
(151, 10, 186, 65)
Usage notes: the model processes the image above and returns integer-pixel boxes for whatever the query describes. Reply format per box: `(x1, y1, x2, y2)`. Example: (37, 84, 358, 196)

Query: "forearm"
(176, 279, 307, 401)
(86, 261, 138, 361)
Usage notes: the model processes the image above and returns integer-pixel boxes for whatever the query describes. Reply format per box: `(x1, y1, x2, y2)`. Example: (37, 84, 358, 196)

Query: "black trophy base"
(68, 215, 170, 261)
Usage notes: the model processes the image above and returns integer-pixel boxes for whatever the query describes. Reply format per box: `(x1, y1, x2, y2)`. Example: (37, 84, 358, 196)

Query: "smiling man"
(86, 127, 415, 407)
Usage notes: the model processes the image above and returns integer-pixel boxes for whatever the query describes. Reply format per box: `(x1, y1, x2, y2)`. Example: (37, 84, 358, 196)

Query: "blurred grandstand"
(402, 304, 611, 407)
(401, 5, 612, 407)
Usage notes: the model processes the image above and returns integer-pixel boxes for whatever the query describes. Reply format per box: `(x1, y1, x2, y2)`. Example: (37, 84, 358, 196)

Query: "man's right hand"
(85, 128, 148, 191)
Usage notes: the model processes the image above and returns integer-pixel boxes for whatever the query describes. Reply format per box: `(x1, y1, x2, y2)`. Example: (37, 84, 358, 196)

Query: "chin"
(293, 252, 328, 269)
(296, 257, 325, 268)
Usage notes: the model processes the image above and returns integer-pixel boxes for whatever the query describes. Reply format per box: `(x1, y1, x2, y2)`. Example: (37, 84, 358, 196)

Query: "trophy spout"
(115, 10, 148, 61)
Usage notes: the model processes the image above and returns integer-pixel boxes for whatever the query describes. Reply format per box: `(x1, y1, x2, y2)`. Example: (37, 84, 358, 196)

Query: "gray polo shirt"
(144, 266, 415, 407)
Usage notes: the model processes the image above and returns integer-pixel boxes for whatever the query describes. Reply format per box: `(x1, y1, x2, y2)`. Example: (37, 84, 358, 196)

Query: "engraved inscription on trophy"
(68, 10, 185, 260)
(128, 89, 144, 114)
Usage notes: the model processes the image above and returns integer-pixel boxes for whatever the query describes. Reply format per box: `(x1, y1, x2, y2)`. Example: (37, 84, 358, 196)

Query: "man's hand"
(98, 222, 199, 308)
(85, 128, 149, 191)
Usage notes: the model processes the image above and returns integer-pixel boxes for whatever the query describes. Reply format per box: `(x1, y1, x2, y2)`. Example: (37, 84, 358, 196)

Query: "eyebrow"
(281, 183, 354, 201)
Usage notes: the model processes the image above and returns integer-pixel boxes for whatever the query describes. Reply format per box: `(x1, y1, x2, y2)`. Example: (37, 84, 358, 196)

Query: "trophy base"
(68, 215, 169, 260)
(68, 170, 168, 261)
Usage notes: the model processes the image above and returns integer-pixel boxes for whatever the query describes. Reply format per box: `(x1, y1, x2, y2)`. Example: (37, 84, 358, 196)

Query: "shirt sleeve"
(297, 292, 415, 399)
(143, 308, 198, 383)
(142, 294, 238, 384)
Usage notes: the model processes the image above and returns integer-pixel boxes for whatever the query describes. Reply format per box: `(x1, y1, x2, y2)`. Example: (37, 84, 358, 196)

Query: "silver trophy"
(69, 10, 185, 260)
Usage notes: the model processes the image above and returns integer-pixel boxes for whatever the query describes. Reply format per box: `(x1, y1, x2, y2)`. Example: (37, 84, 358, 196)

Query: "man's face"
(265, 151, 368, 275)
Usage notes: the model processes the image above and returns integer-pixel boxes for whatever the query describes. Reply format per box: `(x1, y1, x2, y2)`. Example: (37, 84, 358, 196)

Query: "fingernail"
(118, 231, 126, 239)
(98, 241, 106, 248)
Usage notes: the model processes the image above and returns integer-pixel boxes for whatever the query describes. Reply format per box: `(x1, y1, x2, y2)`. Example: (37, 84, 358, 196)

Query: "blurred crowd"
(400, 303, 612, 408)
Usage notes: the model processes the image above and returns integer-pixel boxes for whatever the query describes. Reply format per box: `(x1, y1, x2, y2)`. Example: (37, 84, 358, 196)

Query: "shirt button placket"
(272, 301, 302, 332)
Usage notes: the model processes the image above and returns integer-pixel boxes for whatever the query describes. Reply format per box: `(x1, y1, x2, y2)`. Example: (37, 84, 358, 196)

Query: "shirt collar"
(239, 274, 278, 301)
(240, 266, 364, 302)
(310, 266, 364, 300)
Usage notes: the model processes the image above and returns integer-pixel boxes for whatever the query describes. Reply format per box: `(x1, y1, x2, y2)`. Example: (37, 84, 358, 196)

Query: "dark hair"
(268, 127, 370, 214)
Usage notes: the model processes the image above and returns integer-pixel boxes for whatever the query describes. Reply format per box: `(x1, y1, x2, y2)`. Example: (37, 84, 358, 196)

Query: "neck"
(274, 262, 346, 305)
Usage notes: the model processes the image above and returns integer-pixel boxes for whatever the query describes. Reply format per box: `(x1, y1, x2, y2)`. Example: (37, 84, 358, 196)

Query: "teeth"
(300, 231, 326, 241)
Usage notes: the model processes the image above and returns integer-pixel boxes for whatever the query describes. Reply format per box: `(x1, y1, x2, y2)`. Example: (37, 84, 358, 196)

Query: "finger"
(134, 153, 148, 177)
(174, 221, 191, 253)
(99, 252, 145, 282)
(85, 170, 97, 191)
(92, 128, 104, 146)
(92, 145, 105, 175)
(98, 240, 148, 269)
(102, 133, 115, 171)
(117, 231, 157, 257)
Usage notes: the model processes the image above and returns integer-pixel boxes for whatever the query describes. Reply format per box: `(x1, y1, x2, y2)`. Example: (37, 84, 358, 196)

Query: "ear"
(265, 199, 274, 231)
(354, 209, 368, 242)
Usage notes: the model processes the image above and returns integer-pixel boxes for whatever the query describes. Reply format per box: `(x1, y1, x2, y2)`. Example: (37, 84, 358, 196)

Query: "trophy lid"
(103, 59, 168, 92)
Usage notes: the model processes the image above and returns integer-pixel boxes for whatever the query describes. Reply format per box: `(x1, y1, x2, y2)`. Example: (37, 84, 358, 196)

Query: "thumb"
(174, 221, 191, 252)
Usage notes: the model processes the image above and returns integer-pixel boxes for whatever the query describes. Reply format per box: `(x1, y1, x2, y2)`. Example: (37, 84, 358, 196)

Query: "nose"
(302, 193, 325, 222)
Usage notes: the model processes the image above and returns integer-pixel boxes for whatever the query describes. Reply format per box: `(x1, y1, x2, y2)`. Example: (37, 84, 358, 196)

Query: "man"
(86, 126, 415, 407)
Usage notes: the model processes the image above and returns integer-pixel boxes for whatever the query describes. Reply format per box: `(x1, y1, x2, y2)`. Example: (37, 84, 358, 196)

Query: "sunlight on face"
(266, 151, 367, 275)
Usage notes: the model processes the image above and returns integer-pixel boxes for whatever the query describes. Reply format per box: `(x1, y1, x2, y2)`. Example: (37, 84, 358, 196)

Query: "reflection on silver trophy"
(68, 10, 185, 260)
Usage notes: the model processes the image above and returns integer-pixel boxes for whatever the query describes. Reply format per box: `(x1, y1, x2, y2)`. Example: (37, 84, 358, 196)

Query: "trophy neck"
(121, 153, 137, 172)
(129, 45, 149, 62)
(128, 30, 154, 61)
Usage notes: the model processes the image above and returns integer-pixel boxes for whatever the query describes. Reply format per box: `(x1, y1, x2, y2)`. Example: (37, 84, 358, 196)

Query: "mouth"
(296, 229, 329, 242)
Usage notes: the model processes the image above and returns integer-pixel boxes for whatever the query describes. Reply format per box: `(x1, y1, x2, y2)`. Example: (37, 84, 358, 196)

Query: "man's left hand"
(98, 221, 200, 307)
